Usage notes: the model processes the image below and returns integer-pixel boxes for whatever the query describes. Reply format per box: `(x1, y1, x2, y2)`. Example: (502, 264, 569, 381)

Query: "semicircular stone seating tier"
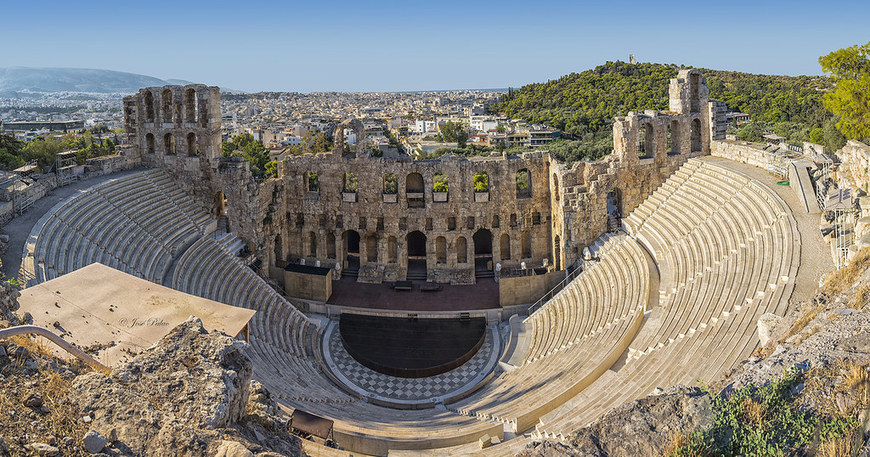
(21, 169, 214, 287)
(532, 158, 799, 441)
(446, 233, 650, 434)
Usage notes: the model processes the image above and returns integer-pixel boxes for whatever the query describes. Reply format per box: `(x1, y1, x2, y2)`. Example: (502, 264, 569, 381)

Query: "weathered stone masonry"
(120, 69, 726, 288)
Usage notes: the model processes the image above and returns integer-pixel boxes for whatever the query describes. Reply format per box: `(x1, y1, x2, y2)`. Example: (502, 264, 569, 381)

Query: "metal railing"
(526, 266, 582, 316)
(0, 325, 107, 371)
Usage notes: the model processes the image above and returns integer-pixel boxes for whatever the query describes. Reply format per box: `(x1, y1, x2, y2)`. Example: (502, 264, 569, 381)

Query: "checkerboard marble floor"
(323, 321, 500, 403)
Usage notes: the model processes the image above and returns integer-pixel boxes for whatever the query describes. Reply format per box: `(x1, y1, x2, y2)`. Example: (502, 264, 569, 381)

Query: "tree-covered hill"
(491, 62, 837, 159)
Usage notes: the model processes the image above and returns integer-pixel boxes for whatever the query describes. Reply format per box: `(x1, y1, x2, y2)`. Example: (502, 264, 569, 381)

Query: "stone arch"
(553, 173, 560, 201)
(184, 88, 196, 123)
(308, 231, 317, 257)
(163, 133, 175, 155)
(366, 234, 378, 262)
(473, 171, 489, 192)
(456, 236, 467, 263)
(387, 236, 397, 263)
(333, 118, 365, 156)
(186, 132, 197, 156)
(213, 191, 227, 220)
(473, 229, 493, 256)
(435, 236, 447, 264)
(343, 230, 361, 270)
(383, 173, 398, 194)
(500, 233, 511, 260)
(274, 234, 283, 267)
(307, 171, 319, 192)
(406, 230, 427, 277)
(406, 172, 424, 208)
(343, 172, 358, 193)
(638, 122, 654, 158)
(432, 172, 448, 193)
(516, 168, 532, 198)
(326, 232, 336, 259)
(161, 89, 173, 123)
(144, 91, 155, 122)
(145, 133, 155, 153)
(521, 231, 532, 258)
(668, 119, 681, 155)
(607, 188, 623, 232)
(691, 118, 702, 152)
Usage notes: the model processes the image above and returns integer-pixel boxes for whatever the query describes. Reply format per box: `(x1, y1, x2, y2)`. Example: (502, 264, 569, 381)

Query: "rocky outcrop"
(0, 280, 19, 327)
(519, 386, 712, 457)
(69, 317, 302, 457)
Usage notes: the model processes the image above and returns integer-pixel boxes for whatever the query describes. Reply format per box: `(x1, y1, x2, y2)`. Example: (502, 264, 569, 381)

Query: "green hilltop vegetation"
(491, 61, 846, 164)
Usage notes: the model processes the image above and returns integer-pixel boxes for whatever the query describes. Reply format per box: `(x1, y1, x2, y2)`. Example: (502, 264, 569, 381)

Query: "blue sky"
(2, 0, 868, 92)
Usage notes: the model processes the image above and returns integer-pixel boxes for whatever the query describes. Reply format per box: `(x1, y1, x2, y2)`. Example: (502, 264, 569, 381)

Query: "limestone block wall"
(275, 151, 554, 284)
(710, 139, 770, 169)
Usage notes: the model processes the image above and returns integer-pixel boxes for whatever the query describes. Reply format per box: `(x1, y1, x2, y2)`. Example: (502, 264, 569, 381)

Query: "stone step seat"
(533, 160, 799, 440)
(525, 235, 646, 363)
(450, 308, 642, 432)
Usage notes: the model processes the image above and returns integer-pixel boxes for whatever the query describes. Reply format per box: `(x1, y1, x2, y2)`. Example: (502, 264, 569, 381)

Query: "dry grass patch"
(848, 284, 870, 310)
(785, 303, 825, 340)
(818, 427, 863, 457)
(840, 361, 870, 409)
(823, 247, 870, 296)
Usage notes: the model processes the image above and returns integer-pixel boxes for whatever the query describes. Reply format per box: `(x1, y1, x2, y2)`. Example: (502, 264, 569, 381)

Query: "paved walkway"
(1, 169, 146, 281)
(327, 276, 500, 311)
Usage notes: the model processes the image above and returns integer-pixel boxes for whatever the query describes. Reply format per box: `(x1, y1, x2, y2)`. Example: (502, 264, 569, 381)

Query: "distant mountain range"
(0, 67, 239, 96)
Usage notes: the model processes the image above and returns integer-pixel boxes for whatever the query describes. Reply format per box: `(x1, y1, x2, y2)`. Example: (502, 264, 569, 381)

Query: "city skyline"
(2, 0, 869, 92)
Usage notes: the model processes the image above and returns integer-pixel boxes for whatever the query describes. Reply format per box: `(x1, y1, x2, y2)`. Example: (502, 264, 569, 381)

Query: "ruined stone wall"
(276, 152, 554, 284)
(710, 139, 770, 169)
(557, 69, 715, 266)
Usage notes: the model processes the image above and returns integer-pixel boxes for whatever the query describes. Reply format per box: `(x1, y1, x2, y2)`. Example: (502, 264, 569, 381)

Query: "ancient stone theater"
(15, 68, 859, 455)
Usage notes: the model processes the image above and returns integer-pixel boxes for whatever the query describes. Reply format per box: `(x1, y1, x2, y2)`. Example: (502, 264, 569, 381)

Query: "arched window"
(554, 235, 561, 270)
(691, 118, 702, 152)
(473, 171, 489, 192)
(553, 173, 560, 201)
(184, 88, 196, 123)
(163, 133, 175, 155)
(516, 169, 532, 198)
(500, 233, 511, 260)
(406, 172, 424, 208)
(387, 236, 397, 263)
(144, 91, 155, 122)
(456, 237, 467, 263)
(433, 172, 448, 199)
(383, 173, 398, 194)
(366, 234, 378, 262)
(145, 133, 155, 153)
(668, 120, 681, 155)
(161, 89, 173, 123)
(435, 236, 447, 263)
(492, 214, 500, 228)
(274, 235, 283, 266)
(307, 171, 319, 192)
(521, 231, 532, 258)
(186, 132, 197, 156)
(308, 232, 317, 257)
(638, 123, 654, 158)
(510, 213, 518, 227)
(326, 232, 336, 259)
(343, 172, 358, 193)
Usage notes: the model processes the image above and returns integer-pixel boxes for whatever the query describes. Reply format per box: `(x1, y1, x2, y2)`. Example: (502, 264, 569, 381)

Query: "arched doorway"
(473, 229, 493, 278)
(606, 188, 622, 232)
(214, 191, 227, 217)
(691, 118, 702, 152)
(406, 230, 427, 280)
(343, 230, 361, 274)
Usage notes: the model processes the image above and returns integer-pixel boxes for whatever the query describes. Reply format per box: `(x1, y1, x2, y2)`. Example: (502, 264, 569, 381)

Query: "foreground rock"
(518, 386, 712, 457)
(70, 317, 302, 457)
